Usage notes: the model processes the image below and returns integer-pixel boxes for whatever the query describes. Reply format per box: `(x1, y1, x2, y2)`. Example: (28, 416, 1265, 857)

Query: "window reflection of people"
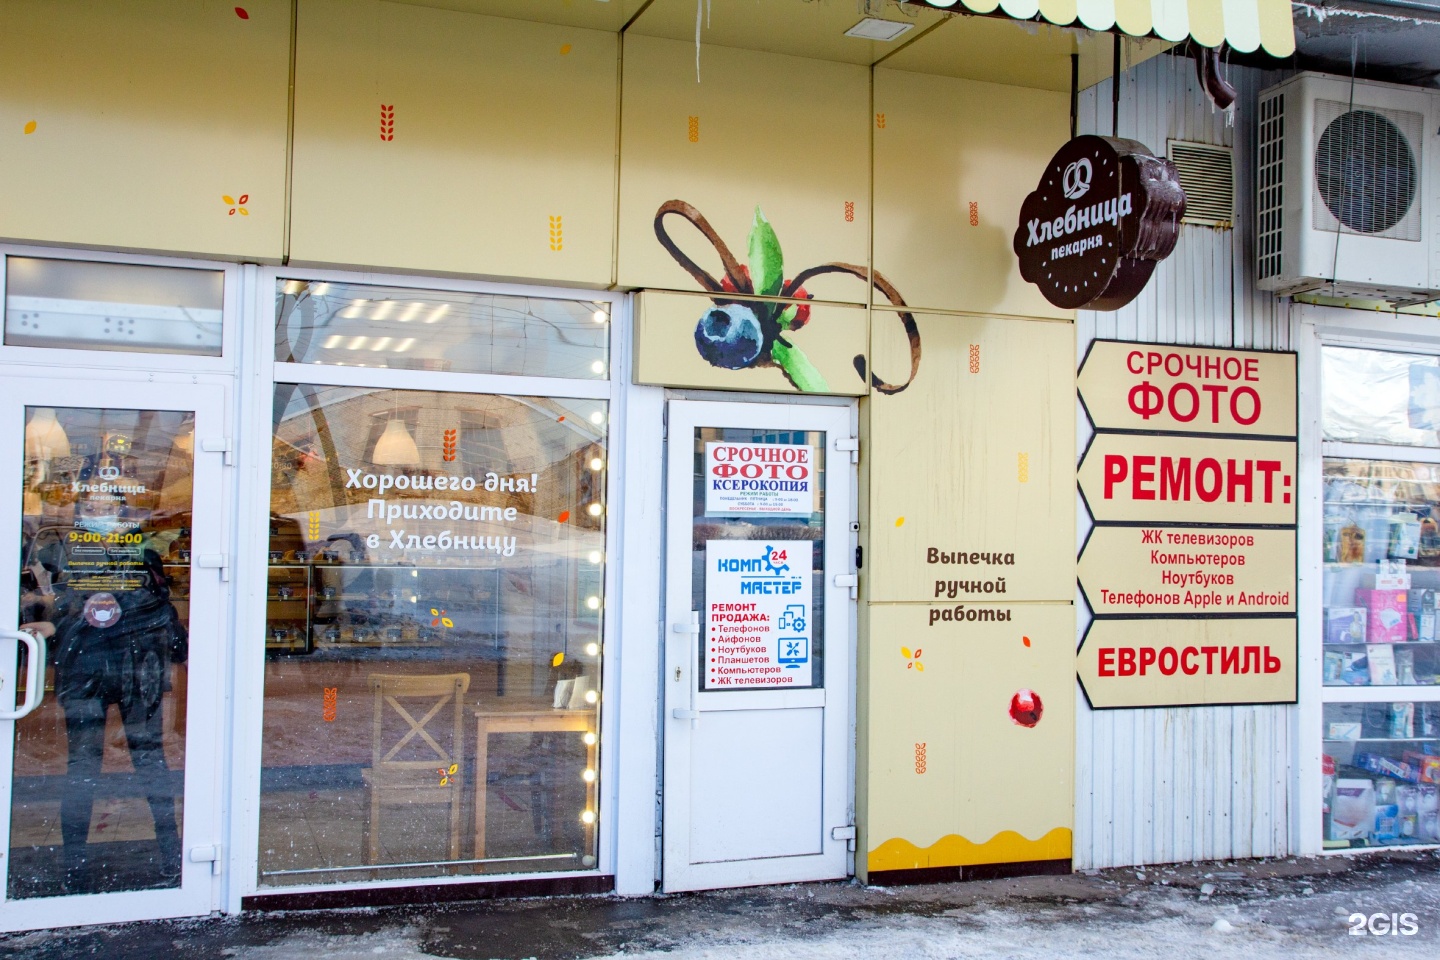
(23, 532, 187, 892)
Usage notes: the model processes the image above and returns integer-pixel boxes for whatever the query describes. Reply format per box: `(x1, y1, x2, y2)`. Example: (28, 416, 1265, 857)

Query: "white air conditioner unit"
(1256, 72, 1440, 303)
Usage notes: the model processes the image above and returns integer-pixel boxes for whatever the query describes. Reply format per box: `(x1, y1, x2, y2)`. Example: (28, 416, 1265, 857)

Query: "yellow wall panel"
(866, 313, 1076, 603)
(618, 36, 870, 305)
(289, 0, 618, 284)
(0, 0, 289, 260)
(862, 602, 1075, 874)
(634, 291, 868, 395)
(873, 69, 1071, 318)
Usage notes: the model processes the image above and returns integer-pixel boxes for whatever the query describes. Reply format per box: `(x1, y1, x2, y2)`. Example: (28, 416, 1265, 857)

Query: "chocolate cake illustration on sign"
(1014, 136, 1186, 310)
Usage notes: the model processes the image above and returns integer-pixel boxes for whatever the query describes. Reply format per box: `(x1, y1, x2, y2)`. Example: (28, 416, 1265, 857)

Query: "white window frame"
(0, 243, 244, 375)
(226, 265, 632, 906)
(1295, 302, 1440, 858)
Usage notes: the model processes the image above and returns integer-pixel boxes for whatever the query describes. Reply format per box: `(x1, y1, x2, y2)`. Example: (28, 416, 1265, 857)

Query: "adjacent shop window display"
(4, 257, 224, 356)
(13, 407, 194, 898)
(260, 360, 607, 879)
(1321, 345, 1440, 849)
(274, 279, 609, 379)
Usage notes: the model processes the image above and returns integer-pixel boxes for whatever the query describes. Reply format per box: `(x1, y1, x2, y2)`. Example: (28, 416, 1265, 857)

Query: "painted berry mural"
(654, 200, 921, 394)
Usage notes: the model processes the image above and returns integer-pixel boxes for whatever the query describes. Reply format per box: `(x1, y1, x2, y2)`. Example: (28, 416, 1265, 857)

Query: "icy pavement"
(1, 851, 1438, 959)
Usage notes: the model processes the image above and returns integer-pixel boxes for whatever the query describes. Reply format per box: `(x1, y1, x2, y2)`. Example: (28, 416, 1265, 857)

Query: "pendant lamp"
(373, 418, 420, 466)
(25, 408, 71, 460)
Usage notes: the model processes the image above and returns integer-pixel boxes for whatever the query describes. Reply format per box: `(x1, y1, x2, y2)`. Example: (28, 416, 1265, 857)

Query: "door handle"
(833, 573, 858, 599)
(669, 611, 700, 728)
(0, 629, 46, 721)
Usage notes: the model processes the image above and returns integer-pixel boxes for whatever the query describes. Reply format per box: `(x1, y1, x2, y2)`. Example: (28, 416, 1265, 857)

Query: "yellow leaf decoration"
(900, 646, 912, 659)
(915, 663, 925, 672)
(23, 120, 36, 135)
(552, 652, 565, 667)
(238, 208, 249, 215)
(223, 195, 235, 205)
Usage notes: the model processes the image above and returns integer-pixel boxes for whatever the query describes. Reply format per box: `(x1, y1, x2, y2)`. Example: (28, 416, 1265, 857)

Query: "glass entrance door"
(0, 377, 226, 930)
(661, 400, 856, 892)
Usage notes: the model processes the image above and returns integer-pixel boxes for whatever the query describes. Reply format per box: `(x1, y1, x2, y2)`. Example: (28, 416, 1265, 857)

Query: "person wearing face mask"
(26, 465, 189, 894)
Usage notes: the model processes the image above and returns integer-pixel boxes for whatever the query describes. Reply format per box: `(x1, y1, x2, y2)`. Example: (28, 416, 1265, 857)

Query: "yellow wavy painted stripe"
(868, 827, 1073, 872)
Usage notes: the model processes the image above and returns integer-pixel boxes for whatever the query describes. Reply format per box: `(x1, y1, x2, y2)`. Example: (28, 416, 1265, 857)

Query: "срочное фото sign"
(1075, 341, 1298, 709)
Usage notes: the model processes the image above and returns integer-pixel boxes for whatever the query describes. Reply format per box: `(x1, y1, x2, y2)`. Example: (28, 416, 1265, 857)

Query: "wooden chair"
(362, 673, 470, 866)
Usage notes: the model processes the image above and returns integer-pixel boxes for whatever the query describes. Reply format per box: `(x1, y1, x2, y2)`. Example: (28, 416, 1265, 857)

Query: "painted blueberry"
(694, 303, 764, 370)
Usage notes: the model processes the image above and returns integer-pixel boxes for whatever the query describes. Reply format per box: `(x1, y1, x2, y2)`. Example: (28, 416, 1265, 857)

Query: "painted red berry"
(1009, 689, 1043, 727)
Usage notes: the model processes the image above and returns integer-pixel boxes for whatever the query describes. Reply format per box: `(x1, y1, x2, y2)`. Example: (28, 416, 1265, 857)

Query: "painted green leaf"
(776, 304, 798, 330)
(747, 206, 784, 299)
(771, 338, 829, 393)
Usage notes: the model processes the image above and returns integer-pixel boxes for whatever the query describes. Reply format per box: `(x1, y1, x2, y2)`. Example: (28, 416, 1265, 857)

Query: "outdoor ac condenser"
(1256, 72, 1440, 303)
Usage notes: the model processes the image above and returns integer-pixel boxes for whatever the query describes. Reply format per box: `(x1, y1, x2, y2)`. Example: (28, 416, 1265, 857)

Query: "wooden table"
(472, 707, 597, 861)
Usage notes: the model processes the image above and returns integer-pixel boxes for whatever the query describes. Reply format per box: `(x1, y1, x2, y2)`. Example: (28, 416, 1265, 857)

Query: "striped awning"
(909, 0, 1296, 58)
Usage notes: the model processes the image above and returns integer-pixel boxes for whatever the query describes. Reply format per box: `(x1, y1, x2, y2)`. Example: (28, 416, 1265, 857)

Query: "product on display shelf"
(1367, 560, 1411, 590)
(1368, 645, 1398, 686)
(1354, 753, 1421, 782)
(1322, 755, 1337, 816)
(1407, 589, 1438, 641)
(1390, 701, 1416, 739)
(1339, 523, 1367, 564)
(1338, 650, 1371, 686)
(1418, 785, 1440, 841)
(1421, 704, 1440, 736)
(1403, 751, 1440, 784)
(1421, 516, 1440, 558)
(1328, 721, 1362, 741)
(1330, 779, 1376, 840)
(1396, 648, 1417, 685)
(1373, 803, 1402, 842)
(1356, 589, 1408, 643)
(1390, 516, 1422, 559)
(1325, 607, 1367, 645)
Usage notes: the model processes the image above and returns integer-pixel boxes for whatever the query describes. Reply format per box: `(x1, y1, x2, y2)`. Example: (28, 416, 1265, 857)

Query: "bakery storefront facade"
(9, 0, 1421, 934)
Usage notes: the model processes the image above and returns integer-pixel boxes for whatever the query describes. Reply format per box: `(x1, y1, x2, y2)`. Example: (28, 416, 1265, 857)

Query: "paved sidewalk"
(2, 851, 1438, 959)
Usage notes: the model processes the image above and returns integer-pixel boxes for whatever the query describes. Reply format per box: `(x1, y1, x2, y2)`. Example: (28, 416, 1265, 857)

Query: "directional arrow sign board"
(1076, 340, 1298, 709)
(1079, 526, 1295, 616)
(1077, 432, 1297, 525)
(1078, 341, 1296, 436)
(1077, 618, 1297, 708)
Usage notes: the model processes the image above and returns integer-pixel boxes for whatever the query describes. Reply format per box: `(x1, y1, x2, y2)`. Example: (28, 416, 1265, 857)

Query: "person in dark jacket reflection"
(41, 545, 187, 891)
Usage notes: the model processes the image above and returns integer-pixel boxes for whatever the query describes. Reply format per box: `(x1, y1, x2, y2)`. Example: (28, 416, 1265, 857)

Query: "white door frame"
(661, 398, 856, 892)
(0, 372, 230, 930)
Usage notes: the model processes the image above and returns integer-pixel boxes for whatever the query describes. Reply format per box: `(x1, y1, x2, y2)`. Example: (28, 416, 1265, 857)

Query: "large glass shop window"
(13, 408, 194, 898)
(1320, 345, 1440, 851)
(260, 282, 608, 885)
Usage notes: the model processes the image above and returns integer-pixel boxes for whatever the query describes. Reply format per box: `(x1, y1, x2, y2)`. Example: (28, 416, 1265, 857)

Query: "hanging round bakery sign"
(1013, 135, 1186, 311)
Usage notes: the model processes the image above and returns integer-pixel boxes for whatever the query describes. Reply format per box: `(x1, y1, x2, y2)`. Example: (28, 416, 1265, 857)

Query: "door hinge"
(188, 844, 223, 875)
(200, 437, 234, 465)
(833, 437, 859, 463)
(831, 825, 857, 850)
(832, 573, 858, 599)
(195, 553, 229, 582)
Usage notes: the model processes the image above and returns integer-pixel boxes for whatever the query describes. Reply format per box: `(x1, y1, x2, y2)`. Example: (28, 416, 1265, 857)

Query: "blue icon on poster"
(778, 604, 809, 668)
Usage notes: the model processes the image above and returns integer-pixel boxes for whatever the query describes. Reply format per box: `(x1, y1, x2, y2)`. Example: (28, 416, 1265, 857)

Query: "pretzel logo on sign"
(1062, 157, 1093, 200)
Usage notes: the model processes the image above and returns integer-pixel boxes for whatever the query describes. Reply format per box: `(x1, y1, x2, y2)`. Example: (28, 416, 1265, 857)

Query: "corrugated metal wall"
(1074, 52, 1297, 869)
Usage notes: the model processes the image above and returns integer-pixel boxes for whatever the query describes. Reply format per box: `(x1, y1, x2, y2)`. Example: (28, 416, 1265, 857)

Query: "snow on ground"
(1, 853, 1437, 959)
